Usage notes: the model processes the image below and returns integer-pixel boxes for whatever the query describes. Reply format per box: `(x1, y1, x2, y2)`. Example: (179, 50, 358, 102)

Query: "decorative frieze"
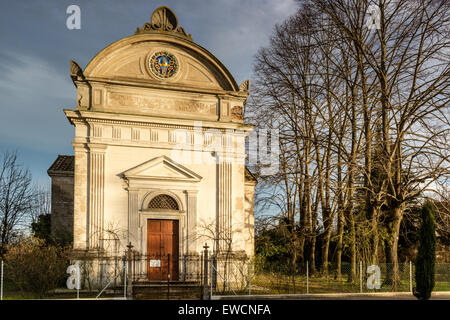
(149, 129, 159, 142)
(168, 130, 176, 143)
(107, 92, 217, 115)
(112, 127, 121, 139)
(132, 128, 141, 141)
(93, 126, 103, 138)
(204, 132, 213, 145)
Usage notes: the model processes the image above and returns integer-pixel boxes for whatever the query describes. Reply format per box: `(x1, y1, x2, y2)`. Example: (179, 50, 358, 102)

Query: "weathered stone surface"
(48, 155, 74, 244)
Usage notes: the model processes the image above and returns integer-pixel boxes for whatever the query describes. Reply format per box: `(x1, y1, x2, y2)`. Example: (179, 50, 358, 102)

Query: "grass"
(2, 271, 449, 299)
(1, 291, 124, 300)
(1, 282, 123, 300)
(244, 272, 450, 295)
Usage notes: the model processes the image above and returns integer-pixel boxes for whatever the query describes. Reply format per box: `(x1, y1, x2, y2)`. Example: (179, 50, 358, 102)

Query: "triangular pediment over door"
(122, 155, 202, 182)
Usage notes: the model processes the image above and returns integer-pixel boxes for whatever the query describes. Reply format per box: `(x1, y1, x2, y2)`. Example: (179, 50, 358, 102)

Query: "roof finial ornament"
(239, 80, 250, 92)
(70, 60, 84, 81)
(135, 6, 193, 41)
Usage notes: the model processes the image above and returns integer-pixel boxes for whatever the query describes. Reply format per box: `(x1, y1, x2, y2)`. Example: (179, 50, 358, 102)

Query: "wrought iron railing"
(127, 252, 203, 282)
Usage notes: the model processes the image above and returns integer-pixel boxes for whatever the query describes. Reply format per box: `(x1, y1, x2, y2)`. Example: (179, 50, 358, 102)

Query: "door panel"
(147, 219, 179, 280)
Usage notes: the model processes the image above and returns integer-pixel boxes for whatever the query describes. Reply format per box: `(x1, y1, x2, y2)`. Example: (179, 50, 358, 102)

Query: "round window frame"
(148, 51, 179, 79)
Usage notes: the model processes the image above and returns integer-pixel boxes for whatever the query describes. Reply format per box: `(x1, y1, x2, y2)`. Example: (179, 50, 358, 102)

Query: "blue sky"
(0, 0, 298, 186)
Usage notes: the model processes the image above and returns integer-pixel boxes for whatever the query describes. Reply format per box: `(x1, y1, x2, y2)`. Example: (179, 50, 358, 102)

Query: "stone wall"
(50, 174, 74, 244)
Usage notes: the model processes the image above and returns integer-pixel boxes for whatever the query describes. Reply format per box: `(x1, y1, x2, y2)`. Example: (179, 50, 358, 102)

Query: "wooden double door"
(146, 219, 179, 281)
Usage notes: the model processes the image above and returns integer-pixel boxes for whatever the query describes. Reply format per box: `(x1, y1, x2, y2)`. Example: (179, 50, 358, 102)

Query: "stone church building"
(48, 6, 256, 280)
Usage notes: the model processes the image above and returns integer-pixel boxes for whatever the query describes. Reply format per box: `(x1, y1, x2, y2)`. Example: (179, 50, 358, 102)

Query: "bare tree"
(250, 0, 449, 290)
(0, 151, 35, 256)
(29, 184, 51, 224)
(311, 0, 449, 289)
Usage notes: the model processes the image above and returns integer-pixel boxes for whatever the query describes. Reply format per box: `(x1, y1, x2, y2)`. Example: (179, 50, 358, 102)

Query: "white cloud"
(0, 51, 74, 153)
(162, 0, 299, 83)
(0, 51, 74, 102)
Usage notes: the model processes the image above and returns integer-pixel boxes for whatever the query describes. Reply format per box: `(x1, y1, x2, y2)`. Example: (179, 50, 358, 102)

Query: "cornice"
(64, 109, 254, 132)
(83, 76, 246, 98)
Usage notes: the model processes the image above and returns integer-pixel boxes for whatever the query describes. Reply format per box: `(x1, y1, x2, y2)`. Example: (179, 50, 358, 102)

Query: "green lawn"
(244, 272, 450, 295)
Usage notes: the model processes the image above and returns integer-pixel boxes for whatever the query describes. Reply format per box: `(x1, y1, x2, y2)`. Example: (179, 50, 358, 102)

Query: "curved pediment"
(82, 33, 238, 93)
(70, 7, 249, 122)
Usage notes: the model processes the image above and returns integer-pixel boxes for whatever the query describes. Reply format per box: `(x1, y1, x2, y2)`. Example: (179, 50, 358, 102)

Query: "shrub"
(413, 202, 436, 300)
(4, 236, 70, 298)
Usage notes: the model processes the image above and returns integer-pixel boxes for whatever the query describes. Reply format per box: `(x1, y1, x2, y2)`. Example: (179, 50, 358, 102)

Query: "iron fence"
(127, 253, 203, 282)
(234, 261, 450, 296)
(0, 253, 449, 299)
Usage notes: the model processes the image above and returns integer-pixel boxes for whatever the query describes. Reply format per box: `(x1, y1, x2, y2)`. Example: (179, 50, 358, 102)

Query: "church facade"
(50, 7, 256, 280)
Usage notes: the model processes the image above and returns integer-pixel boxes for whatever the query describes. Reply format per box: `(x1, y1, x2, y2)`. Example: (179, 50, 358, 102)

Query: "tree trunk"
(345, 206, 357, 282)
(371, 206, 380, 264)
(321, 208, 332, 277)
(386, 206, 403, 291)
(336, 209, 345, 280)
(310, 233, 316, 275)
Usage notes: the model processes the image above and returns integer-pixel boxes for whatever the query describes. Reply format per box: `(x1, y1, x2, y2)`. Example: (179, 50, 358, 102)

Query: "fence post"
(76, 261, 80, 299)
(183, 255, 186, 281)
(210, 258, 213, 298)
(1, 260, 3, 300)
(202, 243, 209, 300)
(306, 261, 309, 294)
(360, 261, 363, 293)
(199, 252, 203, 298)
(409, 261, 413, 293)
(248, 260, 251, 296)
(126, 242, 133, 298)
(123, 256, 127, 299)
(167, 253, 171, 300)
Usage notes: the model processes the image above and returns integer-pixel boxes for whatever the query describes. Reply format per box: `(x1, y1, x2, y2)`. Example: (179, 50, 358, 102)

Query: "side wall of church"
(50, 175, 74, 244)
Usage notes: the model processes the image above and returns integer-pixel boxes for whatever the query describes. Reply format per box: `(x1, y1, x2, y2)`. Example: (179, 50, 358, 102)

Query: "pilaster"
(72, 142, 89, 250)
(216, 153, 233, 252)
(127, 189, 139, 248)
(88, 143, 107, 249)
(185, 190, 199, 253)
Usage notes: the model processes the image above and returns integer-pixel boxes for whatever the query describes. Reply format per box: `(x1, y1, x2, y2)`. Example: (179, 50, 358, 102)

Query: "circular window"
(149, 51, 179, 79)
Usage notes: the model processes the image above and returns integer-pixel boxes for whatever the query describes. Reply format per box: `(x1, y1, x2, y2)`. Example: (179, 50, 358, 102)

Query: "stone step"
(116, 281, 200, 287)
(129, 281, 203, 299)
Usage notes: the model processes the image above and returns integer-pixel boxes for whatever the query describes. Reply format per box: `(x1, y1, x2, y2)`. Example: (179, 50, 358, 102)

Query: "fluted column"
(127, 189, 139, 248)
(72, 142, 89, 250)
(88, 144, 106, 249)
(185, 190, 198, 253)
(217, 155, 232, 252)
